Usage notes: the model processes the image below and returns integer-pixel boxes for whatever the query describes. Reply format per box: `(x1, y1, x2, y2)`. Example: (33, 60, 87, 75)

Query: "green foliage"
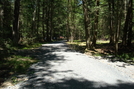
(0, 55, 38, 84)
(8, 42, 43, 50)
(92, 53, 104, 56)
(67, 40, 86, 53)
(11, 76, 18, 84)
(0, 55, 38, 74)
(10, 57, 33, 73)
(22, 43, 42, 49)
(1, 0, 134, 66)
(73, 40, 81, 43)
(116, 53, 134, 62)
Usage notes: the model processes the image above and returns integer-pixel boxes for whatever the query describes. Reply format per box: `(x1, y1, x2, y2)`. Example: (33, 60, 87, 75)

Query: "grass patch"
(91, 52, 104, 56)
(0, 55, 38, 74)
(11, 43, 43, 50)
(0, 55, 38, 85)
(67, 40, 86, 53)
(22, 43, 42, 49)
(8, 55, 38, 74)
(0, 41, 56, 86)
(0, 42, 42, 85)
(96, 40, 109, 44)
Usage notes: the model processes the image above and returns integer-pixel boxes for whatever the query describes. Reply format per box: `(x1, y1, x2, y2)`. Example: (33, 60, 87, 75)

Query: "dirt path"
(3, 40, 134, 89)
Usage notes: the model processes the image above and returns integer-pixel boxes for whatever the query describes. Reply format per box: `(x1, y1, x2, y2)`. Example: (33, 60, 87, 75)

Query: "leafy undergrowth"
(0, 43, 41, 86)
(116, 53, 134, 63)
(67, 40, 134, 64)
(0, 40, 62, 87)
(0, 55, 38, 85)
(11, 43, 43, 50)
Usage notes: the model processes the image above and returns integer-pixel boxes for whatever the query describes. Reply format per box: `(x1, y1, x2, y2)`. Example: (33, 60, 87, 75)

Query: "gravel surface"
(2, 40, 134, 89)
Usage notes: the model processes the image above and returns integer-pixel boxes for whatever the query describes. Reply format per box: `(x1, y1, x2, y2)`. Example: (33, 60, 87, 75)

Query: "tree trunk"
(66, 1, 70, 42)
(67, 0, 72, 42)
(92, 0, 99, 47)
(3, 0, 12, 40)
(36, 0, 40, 40)
(13, 0, 21, 45)
(46, 0, 51, 42)
(49, 0, 54, 42)
(82, 0, 92, 49)
(0, 6, 3, 33)
(109, 0, 115, 44)
(115, 1, 121, 54)
(70, 0, 76, 43)
(127, 0, 133, 47)
(46, 6, 50, 42)
(122, 0, 133, 46)
(32, 0, 37, 38)
(42, 1, 45, 40)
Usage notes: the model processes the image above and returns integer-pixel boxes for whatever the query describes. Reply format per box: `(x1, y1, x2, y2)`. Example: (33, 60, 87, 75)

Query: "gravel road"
(3, 40, 134, 89)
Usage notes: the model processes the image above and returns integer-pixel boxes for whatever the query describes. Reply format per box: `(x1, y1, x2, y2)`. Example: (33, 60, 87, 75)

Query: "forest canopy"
(0, 0, 134, 53)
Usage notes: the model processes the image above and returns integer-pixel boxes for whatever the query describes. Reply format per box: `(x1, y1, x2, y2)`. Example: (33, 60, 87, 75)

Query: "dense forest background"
(0, 0, 134, 86)
(0, 0, 134, 55)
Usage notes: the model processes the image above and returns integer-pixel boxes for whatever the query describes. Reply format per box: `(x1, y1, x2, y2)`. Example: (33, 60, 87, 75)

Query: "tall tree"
(82, 0, 92, 49)
(36, 0, 40, 39)
(66, 0, 70, 41)
(12, 0, 21, 45)
(2, 0, 12, 43)
(122, 0, 133, 47)
(42, 0, 45, 40)
(67, 0, 75, 43)
(108, 0, 115, 44)
(115, 1, 122, 53)
(92, 0, 100, 47)
(127, 0, 133, 46)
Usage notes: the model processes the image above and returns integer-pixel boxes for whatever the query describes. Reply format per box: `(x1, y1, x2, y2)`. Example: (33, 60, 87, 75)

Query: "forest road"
(4, 40, 134, 89)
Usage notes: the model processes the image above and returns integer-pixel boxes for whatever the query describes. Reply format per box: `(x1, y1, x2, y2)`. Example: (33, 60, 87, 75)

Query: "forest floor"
(1, 40, 134, 89)
(68, 40, 134, 64)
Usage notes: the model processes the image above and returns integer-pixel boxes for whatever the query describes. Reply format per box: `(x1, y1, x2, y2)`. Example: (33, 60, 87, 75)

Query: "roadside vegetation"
(0, 43, 42, 86)
(0, 39, 60, 86)
(67, 40, 134, 64)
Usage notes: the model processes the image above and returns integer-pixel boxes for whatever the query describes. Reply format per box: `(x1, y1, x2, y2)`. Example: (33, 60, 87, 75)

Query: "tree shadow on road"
(19, 78, 134, 89)
(11, 41, 134, 89)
